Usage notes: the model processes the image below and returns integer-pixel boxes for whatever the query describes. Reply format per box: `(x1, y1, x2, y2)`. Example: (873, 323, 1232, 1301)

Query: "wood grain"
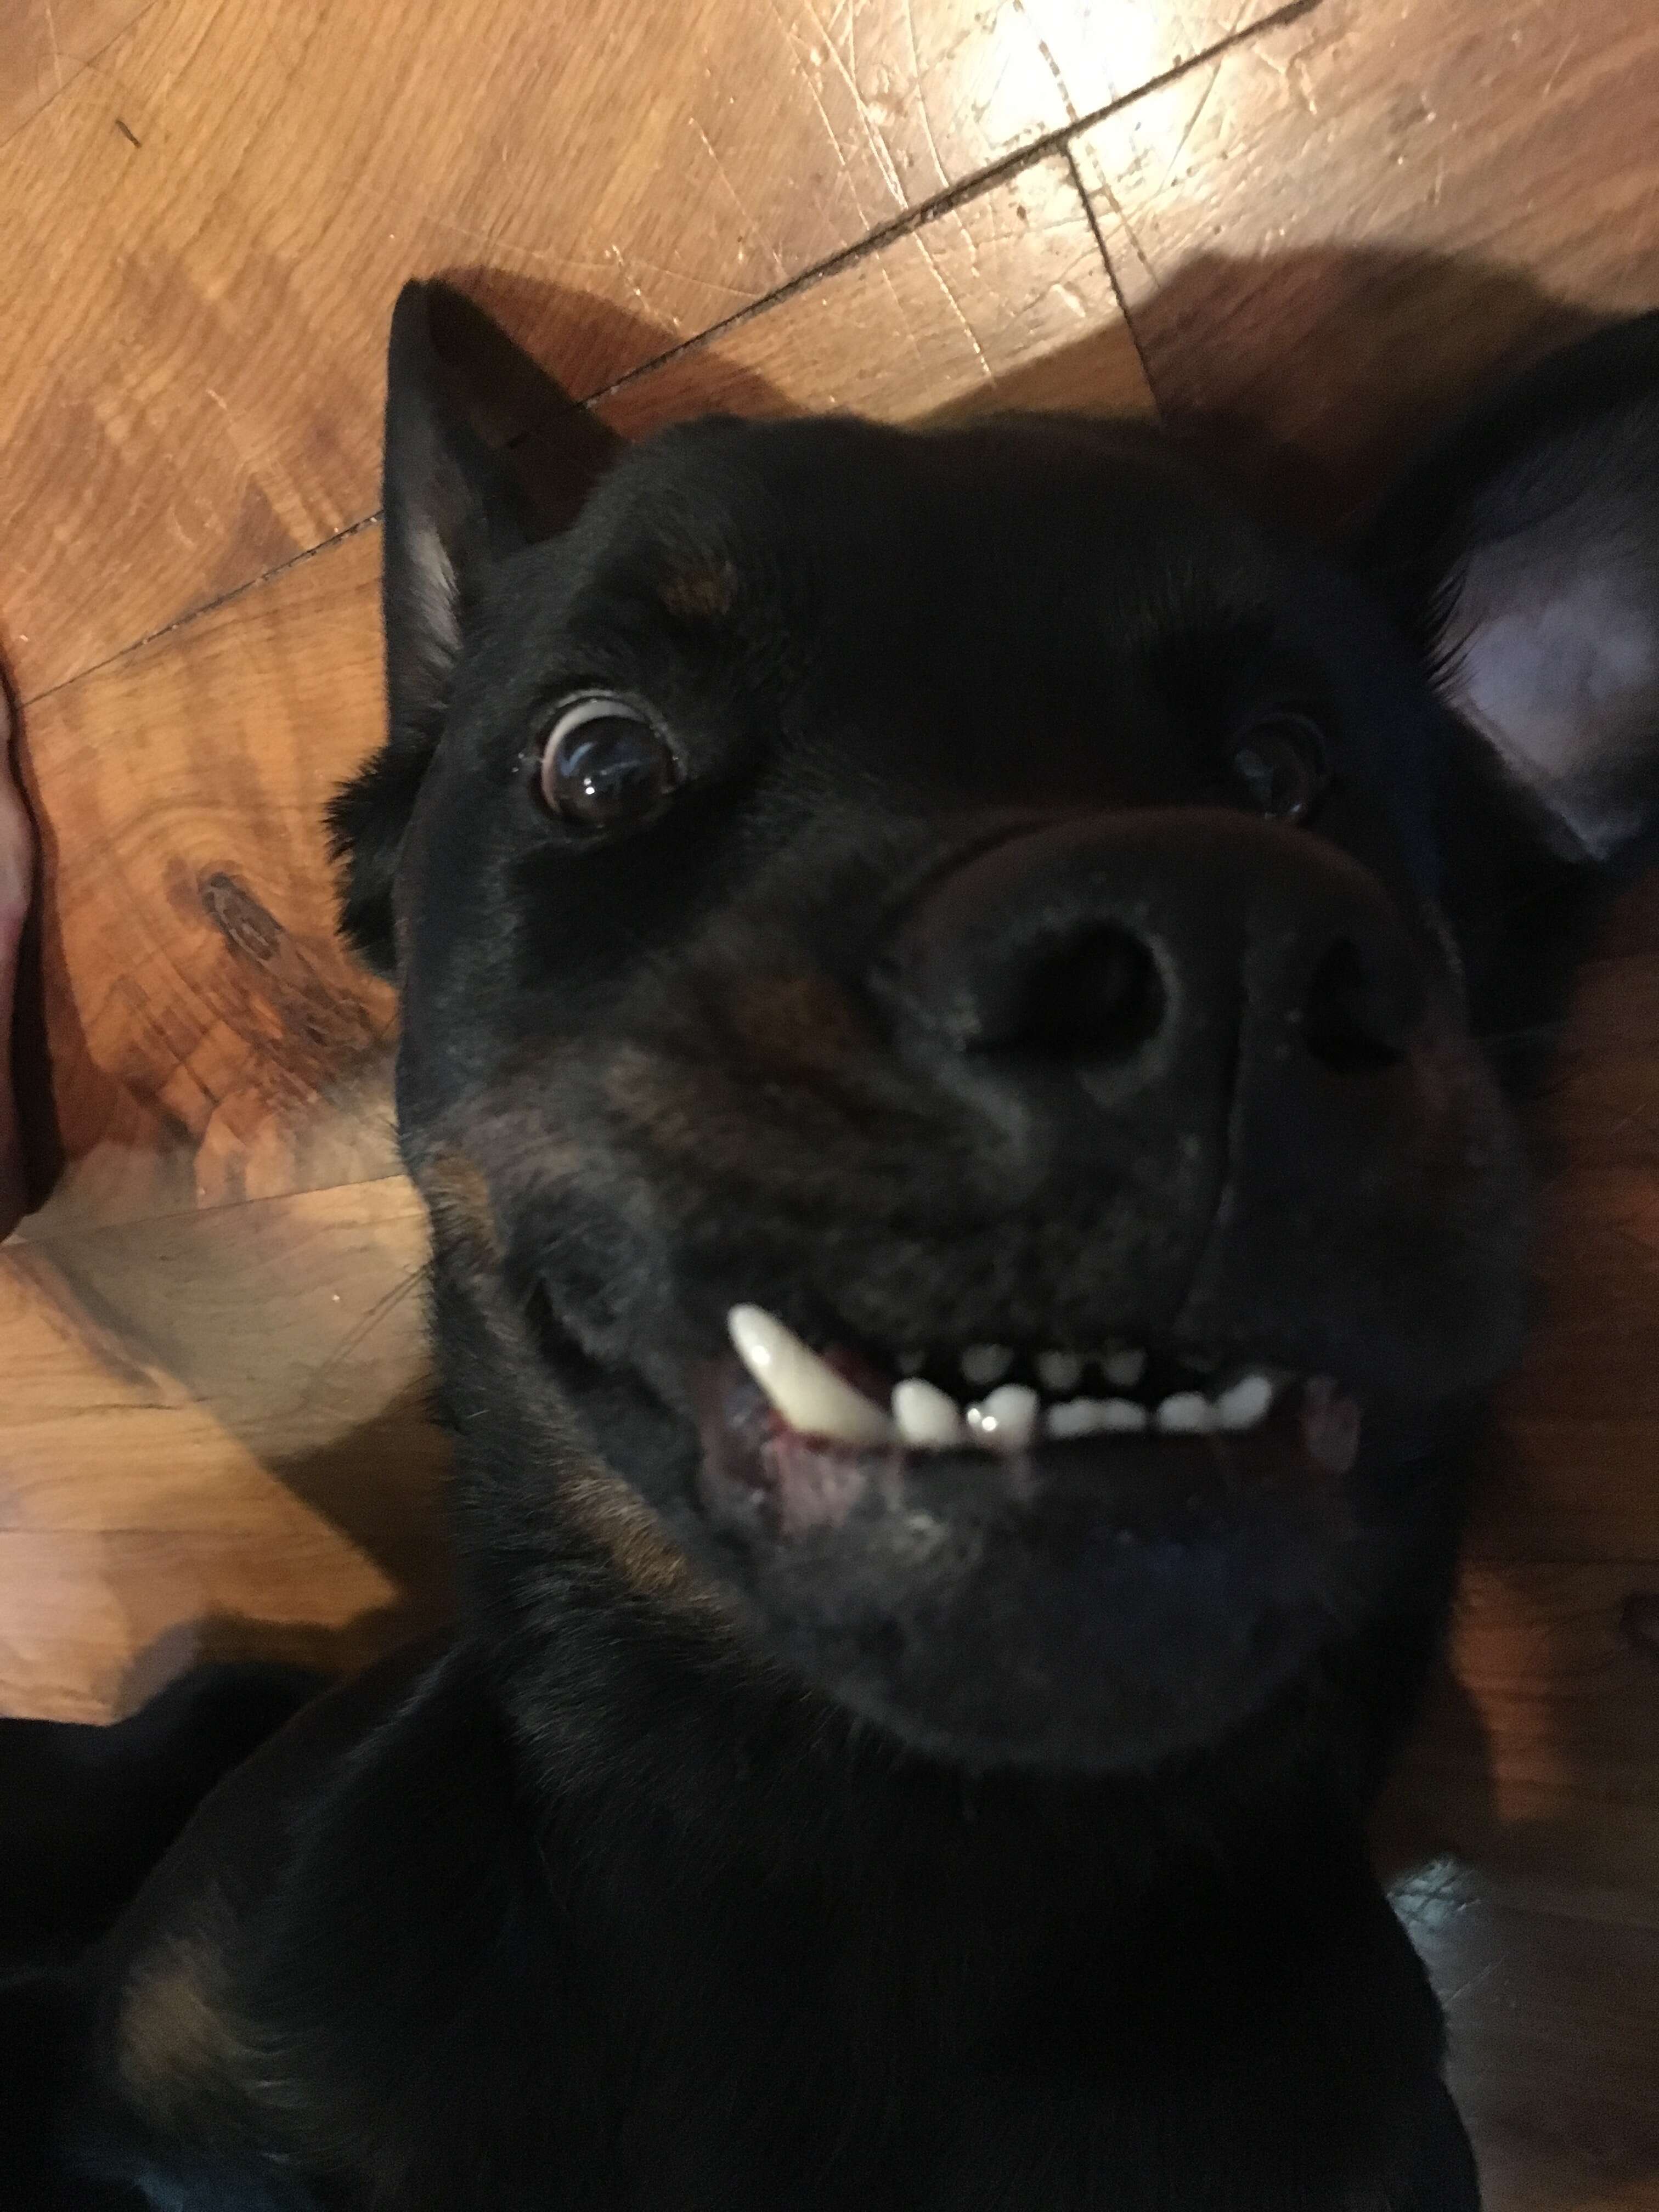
(1393, 1867, 1659, 2212)
(0, 1527, 417, 1723)
(1073, 0, 1659, 523)
(1454, 876, 1659, 1567)
(20, 526, 397, 1234)
(0, 0, 1260, 704)
(0, 0, 155, 144)
(1384, 1561, 1659, 1913)
(0, 1177, 445, 1722)
(597, 156, 1153, 436)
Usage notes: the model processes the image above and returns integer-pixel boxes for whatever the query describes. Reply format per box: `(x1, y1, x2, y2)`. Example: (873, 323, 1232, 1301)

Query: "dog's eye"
(538, 698, 681, 829)
(1228, 712, 1328, 824)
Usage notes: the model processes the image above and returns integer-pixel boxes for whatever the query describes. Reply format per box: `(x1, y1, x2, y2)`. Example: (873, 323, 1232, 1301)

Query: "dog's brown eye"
(1228, 713, 1327, 824)
(538, 698, 680, 829)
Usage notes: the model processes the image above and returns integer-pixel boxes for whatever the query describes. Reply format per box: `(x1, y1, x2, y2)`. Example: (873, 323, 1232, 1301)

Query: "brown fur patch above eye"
(718, 971, 877, 1079)
(658, 564, 737, 622)
(117, 1899, 247, 2128)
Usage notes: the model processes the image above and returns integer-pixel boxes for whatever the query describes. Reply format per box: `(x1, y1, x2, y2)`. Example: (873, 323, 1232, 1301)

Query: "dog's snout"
(878, 814, 1426, 1091)
(1299, 934, 1415, 1073)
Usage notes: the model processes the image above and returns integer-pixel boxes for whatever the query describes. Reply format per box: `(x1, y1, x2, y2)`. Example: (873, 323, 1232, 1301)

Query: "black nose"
(879, 814, 1424, 1082)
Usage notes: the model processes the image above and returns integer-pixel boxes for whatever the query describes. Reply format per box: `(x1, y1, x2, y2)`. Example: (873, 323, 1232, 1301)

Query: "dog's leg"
(0, 1665, 325, 2210)
(0, 1662, 325, 1979)
(0, 1973, 149, 2210)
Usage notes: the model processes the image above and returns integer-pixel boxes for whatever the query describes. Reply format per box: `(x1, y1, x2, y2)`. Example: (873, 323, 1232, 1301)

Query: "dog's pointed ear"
(1357, 314, 1659, 876)
(329, 281, 623, 975)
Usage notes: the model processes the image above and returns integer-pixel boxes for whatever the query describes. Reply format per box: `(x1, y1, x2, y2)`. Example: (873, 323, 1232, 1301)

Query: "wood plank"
(19, 526, 398, 1234)
(0, 1527, 416, 1723)
(1381, 1563, 1659, 1917)
(1391, 1868, 1659, 2212)
(597, 156, 1154, 436)
(18, 163, 1148, 1237)
(1071, 0, 1659, 526)
(1011, 0, 1290, 121)
(0, 0, 154, 145)
(1472, 1416, 1659, 1567)
(0, 1177, 447, 1720)
(0, 0, 1264, 703)
(1463, 872, 1659, 1562)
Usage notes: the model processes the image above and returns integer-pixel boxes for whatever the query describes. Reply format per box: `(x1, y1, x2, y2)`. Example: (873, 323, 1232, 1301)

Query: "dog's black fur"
(8, 289, 1659, 2209)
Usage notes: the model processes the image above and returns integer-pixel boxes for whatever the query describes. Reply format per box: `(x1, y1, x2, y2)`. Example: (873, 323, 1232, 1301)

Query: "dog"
(5, 284, 1659, 2209)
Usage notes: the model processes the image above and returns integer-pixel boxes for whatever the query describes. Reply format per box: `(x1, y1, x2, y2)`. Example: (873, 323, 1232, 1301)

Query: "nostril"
(1301, 938, 1407, 1074)
(1003, 924, 1165, 1062)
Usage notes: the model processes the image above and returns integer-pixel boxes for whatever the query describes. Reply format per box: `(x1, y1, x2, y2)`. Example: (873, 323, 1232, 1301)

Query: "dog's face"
(334, 290, 1659, 1774)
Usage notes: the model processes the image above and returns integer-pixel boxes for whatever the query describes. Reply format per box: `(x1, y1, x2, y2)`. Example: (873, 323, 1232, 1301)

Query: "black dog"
(7, 285, 1659, 2209)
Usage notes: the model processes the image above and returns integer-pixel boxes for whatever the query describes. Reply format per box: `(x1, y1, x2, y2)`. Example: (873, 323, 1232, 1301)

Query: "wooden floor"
(3, 0, 1658, 2197)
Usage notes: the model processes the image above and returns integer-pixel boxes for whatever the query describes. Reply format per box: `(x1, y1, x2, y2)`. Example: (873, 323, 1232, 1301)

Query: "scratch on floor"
(1160, 59, 1224, 191)
(900, 0, 948, 190)
(1008, 0, 1079, 125)
(911, 225, 992, 382)
(41, 0, 65, 96)
(691, 120, 791, 285)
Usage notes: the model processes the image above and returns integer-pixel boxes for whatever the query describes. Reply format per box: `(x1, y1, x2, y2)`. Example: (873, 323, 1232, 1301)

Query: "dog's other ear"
(1358, 314, 1659, 876)
(329, 280, 622, 974)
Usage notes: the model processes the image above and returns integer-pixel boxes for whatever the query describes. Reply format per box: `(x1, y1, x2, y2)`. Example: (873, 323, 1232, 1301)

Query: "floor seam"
(1062, 139, 1161, 413)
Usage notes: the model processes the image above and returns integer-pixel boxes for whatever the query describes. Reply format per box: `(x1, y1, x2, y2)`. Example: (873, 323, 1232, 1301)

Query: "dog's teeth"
(1153, 1391, 1215, 1435)
(1046, 1396, 1149, 1438)
(892, 1378, 969, 1449)
(1036, 1350, 1084, 1393)
(1046, 1397, 1104, 1441)
(961, 1344, 1013, 1388)
(727, 1306, 896, 1448)
(1100, 1397, 1149, 1433)
(1215, 1372, 1276, 1432)
(965, 1384, 1040, 1453)
(1102, 1344, 1147, 1389)
(896, 1348, 927, 1376)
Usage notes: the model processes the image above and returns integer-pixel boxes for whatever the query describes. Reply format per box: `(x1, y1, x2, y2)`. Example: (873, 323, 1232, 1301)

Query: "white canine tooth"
(1101, 1397, 1150, 1432)
(966, 1384, 1040, 1453)
(1154, 1391, 1215, 1435)
(893, 1378, 970, 1450)
(961, 1344, 1014, 1388)
(727, 1305, 896, 1448)
(1036, 1350, 1084, 1393)
(1103, 1345, 1147, 1389)
(1215, 1372, 1276, 1432)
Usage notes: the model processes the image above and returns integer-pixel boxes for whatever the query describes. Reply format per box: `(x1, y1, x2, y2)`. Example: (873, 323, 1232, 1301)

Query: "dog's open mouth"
(697, 1303, 1363, 1545)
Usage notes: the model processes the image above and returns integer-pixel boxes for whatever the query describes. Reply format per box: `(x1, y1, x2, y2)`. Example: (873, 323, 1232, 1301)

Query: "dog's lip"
(693, 1353, 1361, 1549)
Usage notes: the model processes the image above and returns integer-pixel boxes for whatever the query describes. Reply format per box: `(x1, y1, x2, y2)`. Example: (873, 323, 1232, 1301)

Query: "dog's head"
(333, 287, 1659, 1776)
